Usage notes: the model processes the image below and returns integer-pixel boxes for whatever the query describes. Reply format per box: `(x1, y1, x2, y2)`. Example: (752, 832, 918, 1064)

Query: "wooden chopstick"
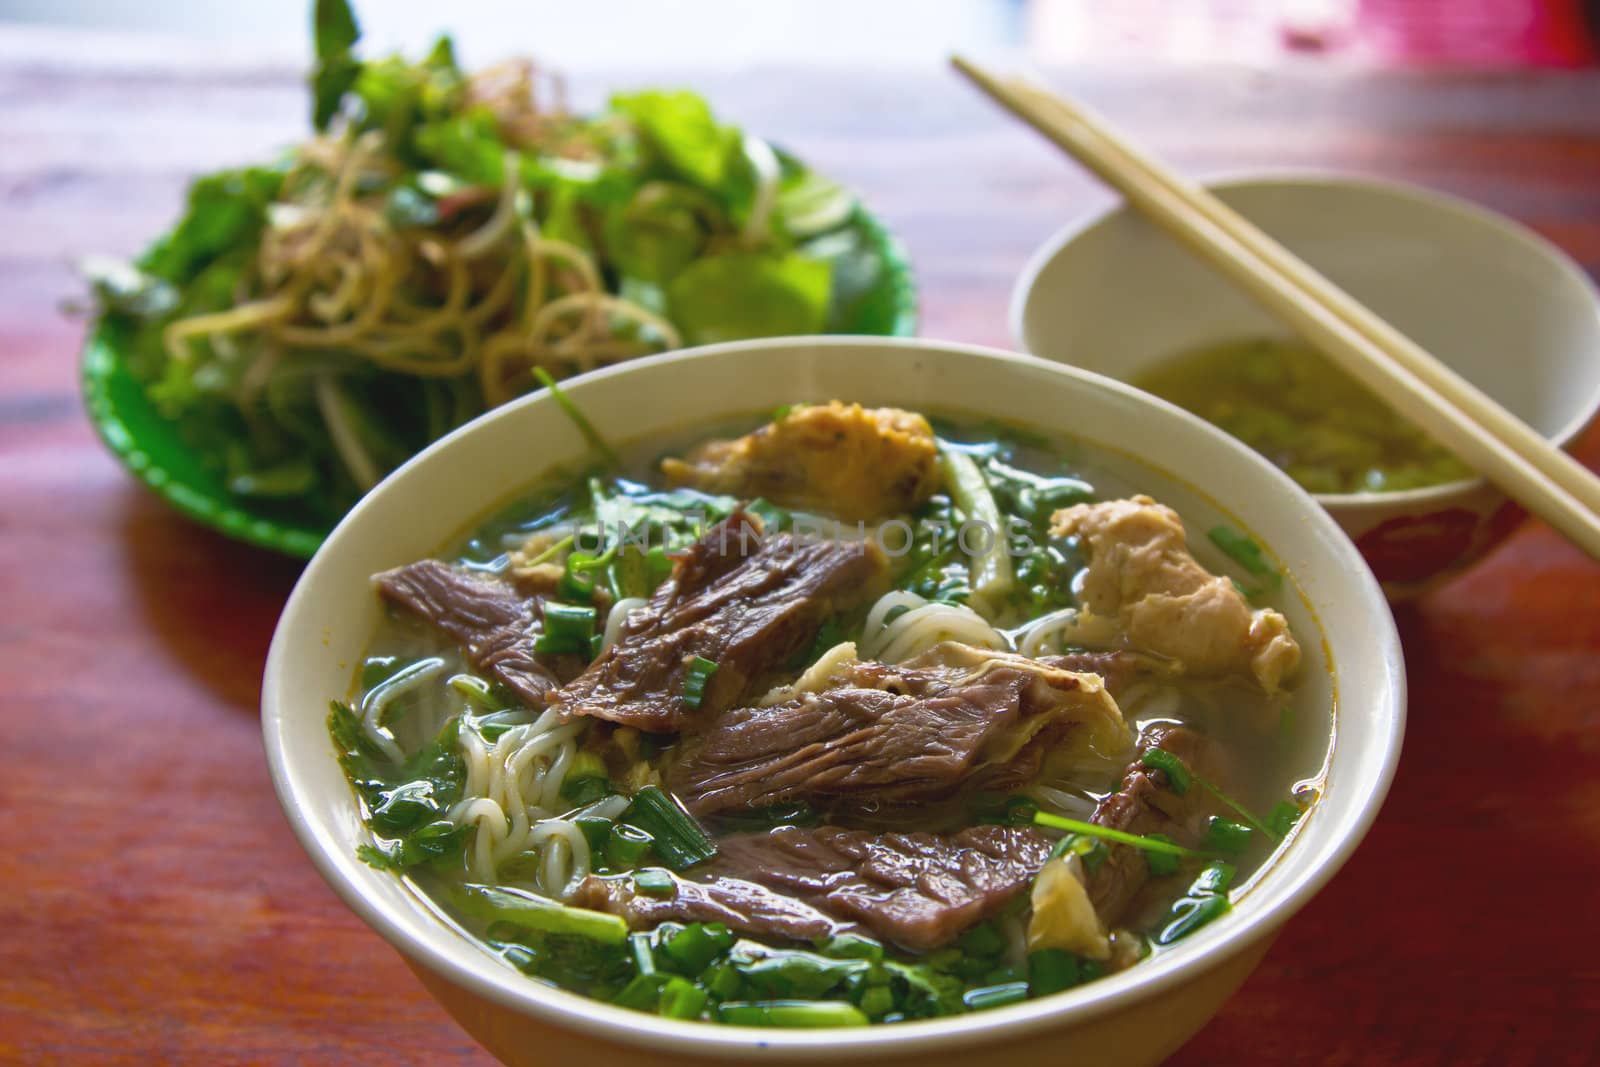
(951, 55, 1600, 564)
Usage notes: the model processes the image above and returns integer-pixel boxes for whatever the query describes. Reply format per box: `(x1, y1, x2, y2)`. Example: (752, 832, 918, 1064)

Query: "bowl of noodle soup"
(263, 337, 1403, 1066)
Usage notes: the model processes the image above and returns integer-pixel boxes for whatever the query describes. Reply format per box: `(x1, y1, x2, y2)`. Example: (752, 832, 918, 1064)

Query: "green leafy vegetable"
(311, 0, 362, 130)
(1027, 949, 1080, 996)
(681, 656, 719, 710)
(622, 786, 718, 869)
(1203, 817, 1255, 854)
(666, 252, 832, 345)
(329, 700, 467, 870)
(87, 0, 901, 539)
(1207, 525, 1283, 590)
(633, 868, 677, 898)
(1156, 862, 1236, 946)
(453, 884, 629, 944)
(962, 982, 1030, 1012)
(534, 602, 598, 656)
(1034, 811, 1202, 859)
(716, 1000, 869, 1028)
(1140, 747, 1192, 794)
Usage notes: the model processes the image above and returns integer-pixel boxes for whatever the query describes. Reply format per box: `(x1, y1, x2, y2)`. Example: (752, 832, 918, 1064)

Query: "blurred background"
(3, 0, 1598, 68)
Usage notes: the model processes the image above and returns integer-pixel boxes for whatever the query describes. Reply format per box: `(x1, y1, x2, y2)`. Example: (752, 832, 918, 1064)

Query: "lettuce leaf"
(666, 252, 831, 345)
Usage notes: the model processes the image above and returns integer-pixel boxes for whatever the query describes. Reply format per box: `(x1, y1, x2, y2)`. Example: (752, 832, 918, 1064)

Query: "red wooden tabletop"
(3, 29, 1599, 1066)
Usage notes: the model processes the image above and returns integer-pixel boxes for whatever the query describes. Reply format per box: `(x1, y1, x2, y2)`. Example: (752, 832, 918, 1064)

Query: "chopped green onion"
(984, 963, 1028, 986)
(448, 673, 503, 711)
(1140, 748, 1192, 794)
(660, 922, 735, 974)
(703, 963, 742, 999)
(1207, 524, 1282, 589)
(962, 981, 1031, 1012)
(1048, 832, 1110, 874)
(1268, 800, 1304, 838)
(574, 817, 612, 856)
(630, 931, 658, 975)
(857, 984, 895, 1020)
(1191, 860, 1236, 896)
(557, 565, 596, 603)
(958, 923, 1006, 958)
(1157, 893, 1231, 945)
(1192, 776, 1275, 839)
(1204, 817, 1254, 854)
(681, 656, 718, 709)
(716, 1000, 869, 1028)
(816, 933, 884, 963)
(658, 976, 708, 1020)
(633, 868, 676, 897)
(534, 602, 597, 656)
(612, 972, 666, 1011)
(645, 545, 674, 584)
(940, 447, 1014, 599)
(560, 750, 611, 805)
(522, 533, 573, 567)
(450, 884, 627, 944)
(623, 786, 718, 869)
(606, 822, 654, 868)
(533, 367, 620, 469)
(1034, 812, 1202, 858)
(1144, 833, 1181, 876)
(1027, 949, 1080, 996)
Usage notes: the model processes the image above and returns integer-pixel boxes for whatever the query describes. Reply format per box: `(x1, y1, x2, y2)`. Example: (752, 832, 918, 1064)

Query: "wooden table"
(4, 29, 1599, 1065)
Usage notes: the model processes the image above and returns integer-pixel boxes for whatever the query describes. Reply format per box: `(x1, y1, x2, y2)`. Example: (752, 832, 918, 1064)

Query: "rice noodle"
(858, 591, 1009, 662)
(359, 656, 448, 763)
(447, 703, 591, 897)
(600, 597, 648, 655)
(1027, 783, 1098, 821)
(1012, 607, 1081, 658)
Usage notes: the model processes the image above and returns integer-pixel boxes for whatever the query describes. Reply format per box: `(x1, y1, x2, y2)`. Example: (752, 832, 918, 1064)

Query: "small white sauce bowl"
(1011, 173, 1600, 594)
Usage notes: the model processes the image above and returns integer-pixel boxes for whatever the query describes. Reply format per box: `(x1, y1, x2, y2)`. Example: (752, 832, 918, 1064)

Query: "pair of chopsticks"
(951, 56, 1600, 564)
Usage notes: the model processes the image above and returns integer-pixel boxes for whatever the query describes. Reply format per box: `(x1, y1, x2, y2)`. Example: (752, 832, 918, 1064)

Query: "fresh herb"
(1207, 525, 1283, 590)
(681, 656, 719, 710)
(1268, 800, 1304, 838)
(660, 923, 736, 974)
(657, 976, 709, 1020)
(632, 869, 677, 898)
(716, 1000, 869, 1028)
(1143, 834, 1181, 877)
(452, 884, 629, 944)
(622, 786, 718, 869)
(88, 0, 891, 528)
(962, 982, 1031, 1012)
(1156, 862, 1236, 946)
(1203, 817, 1255, 854)
(534, 602, 598, 656)
(939, 447, 1013, 599)
(1027, 949, 1081, 996)
(329, 700, 467, 870)
(533, 368, 621, 470)
(1034, 811, 1203, 859)
(1140, 747, 1192, 794)
(560, 750, 613, 805)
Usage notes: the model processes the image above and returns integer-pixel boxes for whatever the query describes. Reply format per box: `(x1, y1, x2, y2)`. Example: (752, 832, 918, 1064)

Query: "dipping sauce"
(1135, 337, 1474, 495)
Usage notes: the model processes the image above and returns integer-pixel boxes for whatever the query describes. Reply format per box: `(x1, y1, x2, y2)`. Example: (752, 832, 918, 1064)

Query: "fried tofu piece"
(1050, 496, 1300, 693)
(660, 401, 940, 522)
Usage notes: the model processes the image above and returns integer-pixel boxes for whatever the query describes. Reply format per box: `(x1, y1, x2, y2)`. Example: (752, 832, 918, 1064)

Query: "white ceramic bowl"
(262, 337, 1404, 1066)
(1011, 173, 1600, 593)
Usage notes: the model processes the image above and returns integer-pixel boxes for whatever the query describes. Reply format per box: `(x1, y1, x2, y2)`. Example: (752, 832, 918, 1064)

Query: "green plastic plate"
(81, 204, 917, 559)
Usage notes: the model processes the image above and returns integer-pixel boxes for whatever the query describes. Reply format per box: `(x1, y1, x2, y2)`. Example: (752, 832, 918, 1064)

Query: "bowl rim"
(262, 335, 1406, 1059)
(1007, 168, 1600, 509)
